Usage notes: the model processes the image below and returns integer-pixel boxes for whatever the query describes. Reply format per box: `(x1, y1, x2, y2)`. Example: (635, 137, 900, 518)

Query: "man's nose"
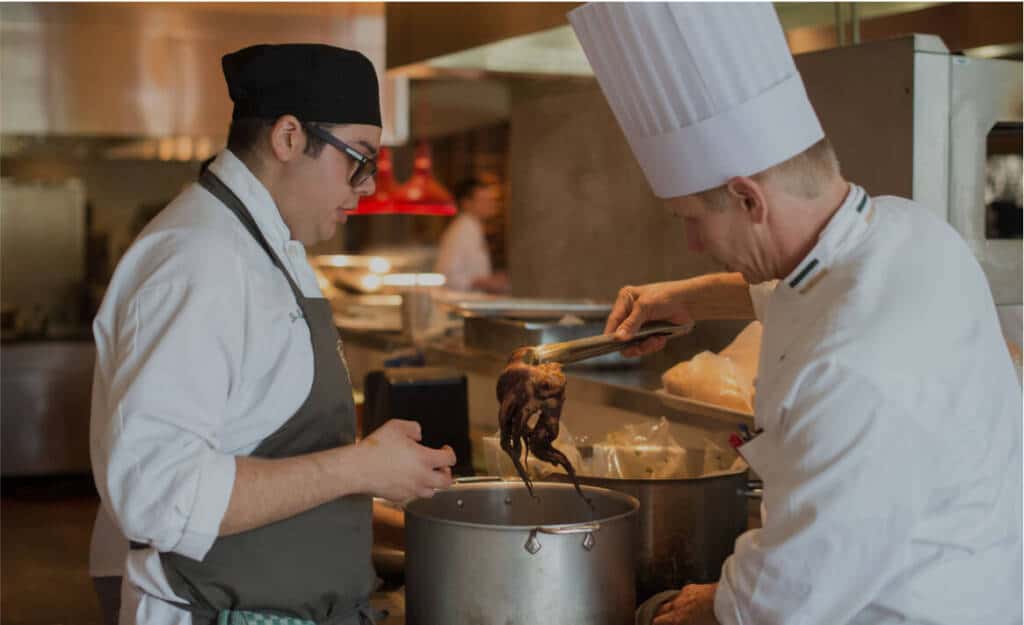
(357, 176, 376, 196)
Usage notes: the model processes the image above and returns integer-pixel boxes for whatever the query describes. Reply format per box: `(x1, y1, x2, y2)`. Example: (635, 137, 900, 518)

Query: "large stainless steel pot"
(553, 470, 751, 602)
(404, 480, 639, 625)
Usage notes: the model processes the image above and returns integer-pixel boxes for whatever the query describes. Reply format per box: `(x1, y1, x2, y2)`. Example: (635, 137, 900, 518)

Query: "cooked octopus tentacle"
(497, 347, 587, 500)
(527, 425, 587, 500)
(498, 391, 533, 493)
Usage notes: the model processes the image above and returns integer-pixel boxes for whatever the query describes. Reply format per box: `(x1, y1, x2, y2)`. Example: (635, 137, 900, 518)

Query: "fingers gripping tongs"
(519, 321, 695, 366)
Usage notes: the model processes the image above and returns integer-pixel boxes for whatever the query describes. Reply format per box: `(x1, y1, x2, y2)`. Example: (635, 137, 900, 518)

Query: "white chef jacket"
(715, 184, 1023, 625)
(434, 213, 491, 292)
(90, 150, 324, 625)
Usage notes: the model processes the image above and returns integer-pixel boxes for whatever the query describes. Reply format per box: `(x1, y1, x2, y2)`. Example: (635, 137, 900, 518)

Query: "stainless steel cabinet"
(1, 341, 95, 476)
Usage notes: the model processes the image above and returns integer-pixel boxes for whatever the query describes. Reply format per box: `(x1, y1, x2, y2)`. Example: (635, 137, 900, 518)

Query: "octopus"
(497, 347, 587, 500)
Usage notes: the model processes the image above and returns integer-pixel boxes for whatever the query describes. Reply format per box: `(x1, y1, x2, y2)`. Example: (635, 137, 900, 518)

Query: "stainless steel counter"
(337, 325, 411, 354)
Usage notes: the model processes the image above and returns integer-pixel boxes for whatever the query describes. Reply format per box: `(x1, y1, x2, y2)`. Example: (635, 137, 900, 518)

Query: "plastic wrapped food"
(589, 418, 742, 478)
(662, 321, 762, 414)
(593, 417, 691, 478)
(483, 422, 583, 481)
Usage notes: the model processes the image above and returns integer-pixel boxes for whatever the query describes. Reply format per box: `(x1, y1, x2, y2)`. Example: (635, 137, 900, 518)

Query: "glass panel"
(985, 122, 1023, 239)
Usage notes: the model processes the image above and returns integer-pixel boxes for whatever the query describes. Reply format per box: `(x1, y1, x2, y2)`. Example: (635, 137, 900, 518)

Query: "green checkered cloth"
(217, 611, 316, 625)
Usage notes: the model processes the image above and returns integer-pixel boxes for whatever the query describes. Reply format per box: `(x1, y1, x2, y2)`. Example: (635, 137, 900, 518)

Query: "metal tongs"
(519, 321, 695, 365)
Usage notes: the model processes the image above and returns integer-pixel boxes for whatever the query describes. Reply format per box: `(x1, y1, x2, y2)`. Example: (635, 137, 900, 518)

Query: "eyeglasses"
(302, 123, 378, 187)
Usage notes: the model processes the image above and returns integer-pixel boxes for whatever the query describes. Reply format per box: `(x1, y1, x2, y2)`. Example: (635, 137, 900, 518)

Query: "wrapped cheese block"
(662, 321, 763, 413)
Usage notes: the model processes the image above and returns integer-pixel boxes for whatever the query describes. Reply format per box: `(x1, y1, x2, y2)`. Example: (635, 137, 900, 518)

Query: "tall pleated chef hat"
(568, 2, 824, 198)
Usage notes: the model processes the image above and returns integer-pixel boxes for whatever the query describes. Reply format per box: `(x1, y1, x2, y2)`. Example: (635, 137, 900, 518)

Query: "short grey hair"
(697, 138, 841, 210)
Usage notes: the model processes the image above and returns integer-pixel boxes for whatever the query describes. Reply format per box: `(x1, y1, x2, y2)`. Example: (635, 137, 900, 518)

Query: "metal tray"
(463, 316, 636, 367)
(654, 389, 754, 424)
(450, 298, 612, 320)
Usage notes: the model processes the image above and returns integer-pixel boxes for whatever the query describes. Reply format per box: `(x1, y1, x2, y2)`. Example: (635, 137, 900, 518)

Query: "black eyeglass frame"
(302, 122, 378, 187)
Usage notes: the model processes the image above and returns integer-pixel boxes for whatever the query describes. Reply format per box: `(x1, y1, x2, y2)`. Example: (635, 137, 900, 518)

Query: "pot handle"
(526, 523, 600, 554)
(536, 523, 601, 535)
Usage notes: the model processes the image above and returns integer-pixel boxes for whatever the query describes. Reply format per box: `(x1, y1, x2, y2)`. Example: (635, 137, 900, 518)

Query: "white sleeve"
(748, 280, 777, 322)
(714, 361, 923, 625)
(92, 278, 241, 561)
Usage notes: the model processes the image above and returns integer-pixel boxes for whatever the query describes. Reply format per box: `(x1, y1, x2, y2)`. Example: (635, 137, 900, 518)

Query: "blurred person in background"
(435, 176, 510, 293)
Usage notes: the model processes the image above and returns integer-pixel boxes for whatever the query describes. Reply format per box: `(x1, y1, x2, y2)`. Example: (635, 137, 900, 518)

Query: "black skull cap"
(222, 43, 381, 126)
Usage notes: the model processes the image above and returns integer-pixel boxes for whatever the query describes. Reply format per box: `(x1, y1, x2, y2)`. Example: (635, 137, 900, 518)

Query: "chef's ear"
(268, 115, 305, 163)
(725, 176, 768, 224)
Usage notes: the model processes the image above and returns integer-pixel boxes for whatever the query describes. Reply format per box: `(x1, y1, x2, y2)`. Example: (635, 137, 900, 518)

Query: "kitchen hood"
(0, 2, 408, 145)
(385, 2, 1019, 78)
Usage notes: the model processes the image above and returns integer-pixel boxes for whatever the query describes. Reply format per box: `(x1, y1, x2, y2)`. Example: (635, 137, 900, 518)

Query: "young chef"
(569, 4, 1022, 625)
(90, 44, 456, 625)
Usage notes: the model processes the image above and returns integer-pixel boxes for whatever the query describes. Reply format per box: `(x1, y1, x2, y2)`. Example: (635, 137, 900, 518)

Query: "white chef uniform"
(569, 3, 1022, 624)
(720, 183, 1022, 625)
(434, 212, 492, 292)
(90, 150, 322, 625)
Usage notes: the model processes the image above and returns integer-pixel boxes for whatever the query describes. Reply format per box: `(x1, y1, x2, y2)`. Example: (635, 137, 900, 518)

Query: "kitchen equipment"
(1, 179, 87, 334)
(363, 367, 473, 476)
(551, 469, 752, 603)
(2, 341, 95, 475)
(463, 316, 665, 368)
(520, 321, 694, 366)
(451, 297, 613, 319)
(654, 389, 756, 427)
(404, 480, 639, 625)
(400, 286, 437, 343)
(463, 315, 605, 354)
(794, 35, 1023, 304)
(332, 293, 403, 333)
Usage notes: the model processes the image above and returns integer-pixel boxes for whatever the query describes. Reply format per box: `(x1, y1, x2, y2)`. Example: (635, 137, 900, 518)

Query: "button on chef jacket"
(90, 150, 326, 625)
(716, 183, 1022, 625)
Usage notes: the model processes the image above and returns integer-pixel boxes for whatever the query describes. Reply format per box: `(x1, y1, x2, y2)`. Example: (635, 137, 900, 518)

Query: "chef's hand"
(605, 282, 693, 357)
(355, 419, 455, 502)
(653, 583, 719, 625)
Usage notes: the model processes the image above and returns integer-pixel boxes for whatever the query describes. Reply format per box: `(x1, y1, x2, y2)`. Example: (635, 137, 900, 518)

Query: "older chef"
(569, 4, 1022, 625)
(90, 44, 455, 625)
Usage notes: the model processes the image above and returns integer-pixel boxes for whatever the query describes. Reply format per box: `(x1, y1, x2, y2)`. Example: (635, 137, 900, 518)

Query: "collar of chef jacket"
(207, 150, 294, 252)
(753, 183, 873, 430)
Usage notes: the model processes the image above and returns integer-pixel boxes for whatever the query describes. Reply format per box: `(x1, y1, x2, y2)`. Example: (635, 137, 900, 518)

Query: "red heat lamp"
(392, 142, 457, 216)
(349, 146, 397, 215)
(351, 143, 456, 216)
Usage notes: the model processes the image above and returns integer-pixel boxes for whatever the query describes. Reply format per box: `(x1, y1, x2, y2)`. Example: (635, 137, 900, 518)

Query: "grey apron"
(156, 170, 377, 625)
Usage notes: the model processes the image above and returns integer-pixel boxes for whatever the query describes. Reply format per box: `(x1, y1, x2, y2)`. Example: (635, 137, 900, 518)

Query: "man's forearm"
(219, 446, 366, 536)
(677, 273, 753, 320)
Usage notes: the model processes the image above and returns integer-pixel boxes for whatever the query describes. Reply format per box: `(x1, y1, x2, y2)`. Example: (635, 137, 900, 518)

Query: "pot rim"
(562, 467, 749, 485)
(405, 481, 639, 532)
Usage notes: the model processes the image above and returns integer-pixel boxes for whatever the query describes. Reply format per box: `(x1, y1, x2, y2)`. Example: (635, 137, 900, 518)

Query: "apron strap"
(198, 169, 305, 301)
